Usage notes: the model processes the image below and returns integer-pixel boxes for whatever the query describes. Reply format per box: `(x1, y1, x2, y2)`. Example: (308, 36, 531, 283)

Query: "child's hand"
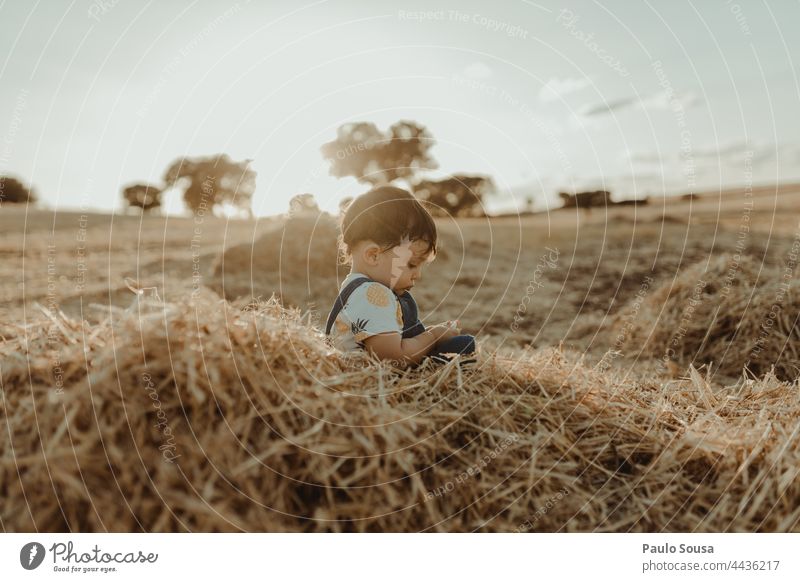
(436, 320, 461, 343)
(427, 321, 456, 341)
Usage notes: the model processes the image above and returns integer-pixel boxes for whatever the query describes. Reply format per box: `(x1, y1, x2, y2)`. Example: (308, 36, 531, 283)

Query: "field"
(1, 183, 799, 532)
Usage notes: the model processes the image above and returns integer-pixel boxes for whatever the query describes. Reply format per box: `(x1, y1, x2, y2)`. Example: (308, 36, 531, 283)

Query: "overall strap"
(325, 277, 373, 335)
(398, 292, 425, 338)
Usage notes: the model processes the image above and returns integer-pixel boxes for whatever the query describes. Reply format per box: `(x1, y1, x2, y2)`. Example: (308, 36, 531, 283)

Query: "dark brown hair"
(338, 186, 437, 265)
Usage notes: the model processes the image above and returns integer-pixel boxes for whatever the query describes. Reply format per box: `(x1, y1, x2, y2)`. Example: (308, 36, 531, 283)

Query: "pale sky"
(2, 0, 799, 216)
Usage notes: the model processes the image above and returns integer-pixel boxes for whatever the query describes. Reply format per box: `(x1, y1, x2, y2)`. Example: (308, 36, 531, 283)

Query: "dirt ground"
(3, 182, 798, 378)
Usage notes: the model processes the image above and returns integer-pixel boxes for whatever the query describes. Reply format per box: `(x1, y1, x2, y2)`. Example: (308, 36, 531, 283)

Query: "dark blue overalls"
(325, 276, 476, 365)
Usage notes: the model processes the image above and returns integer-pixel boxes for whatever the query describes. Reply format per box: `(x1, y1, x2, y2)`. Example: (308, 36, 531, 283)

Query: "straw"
(616, 254, 800, 381)
(2, 285, 798, 532)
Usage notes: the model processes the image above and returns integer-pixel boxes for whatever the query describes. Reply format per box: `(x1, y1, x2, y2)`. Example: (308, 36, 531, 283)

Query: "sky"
(1, 0, 799, 217)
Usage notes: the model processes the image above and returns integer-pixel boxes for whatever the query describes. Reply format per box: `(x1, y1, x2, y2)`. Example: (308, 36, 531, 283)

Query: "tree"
(0, 176, 37, 205)
(559, 190, 610, 213)
(287, 193, 320, 216)
(122, 183, 162, 213)
(163, 154, 256, 216)
(414, 174, 495, 217)
(320, 120, 437, 187)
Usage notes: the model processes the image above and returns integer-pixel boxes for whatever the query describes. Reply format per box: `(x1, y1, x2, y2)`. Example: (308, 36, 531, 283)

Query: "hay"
(616, 254, 800, 381)
(1, 288, 799, 532)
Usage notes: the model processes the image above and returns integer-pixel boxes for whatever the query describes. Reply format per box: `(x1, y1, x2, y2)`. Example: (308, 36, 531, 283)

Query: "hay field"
(2, 183, 799, 532)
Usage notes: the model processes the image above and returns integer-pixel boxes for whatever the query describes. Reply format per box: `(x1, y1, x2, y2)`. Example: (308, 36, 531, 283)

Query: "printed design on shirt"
(350, 318, 369, 344)
(365, 283, 390, 307)
(395, 301, 403, 327)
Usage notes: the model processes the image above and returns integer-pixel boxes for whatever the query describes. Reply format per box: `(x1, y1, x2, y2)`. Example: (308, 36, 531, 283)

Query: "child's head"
(338, 186, 437, 294)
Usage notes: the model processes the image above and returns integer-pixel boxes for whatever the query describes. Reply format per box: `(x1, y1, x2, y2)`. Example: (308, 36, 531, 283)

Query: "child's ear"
(363, 243, 381, 265)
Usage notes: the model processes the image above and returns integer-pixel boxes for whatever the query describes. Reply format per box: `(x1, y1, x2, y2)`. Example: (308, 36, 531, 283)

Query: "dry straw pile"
(616, 254, 800, 381)
(1, 287, 799, 532)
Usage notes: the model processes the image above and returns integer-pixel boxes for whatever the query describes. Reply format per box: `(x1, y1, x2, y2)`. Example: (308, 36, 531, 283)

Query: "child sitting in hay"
(325, 186, 476, 367)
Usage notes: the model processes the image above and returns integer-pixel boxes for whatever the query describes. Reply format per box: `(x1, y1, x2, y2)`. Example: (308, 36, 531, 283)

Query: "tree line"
(2, 120, 496, 217)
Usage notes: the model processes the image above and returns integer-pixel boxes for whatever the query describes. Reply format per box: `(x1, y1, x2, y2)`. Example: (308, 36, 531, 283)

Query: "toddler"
(325, 186, 476, 367)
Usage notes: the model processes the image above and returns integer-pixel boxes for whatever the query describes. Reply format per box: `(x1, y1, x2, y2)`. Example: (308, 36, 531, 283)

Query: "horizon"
(12, 177, 795, 222)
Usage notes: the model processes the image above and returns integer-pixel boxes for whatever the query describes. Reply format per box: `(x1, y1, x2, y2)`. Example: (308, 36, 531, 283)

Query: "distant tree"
(559, 190, 610, 213)
(414, 174, 495, 217)
(287, 193, 320, 216)
(611, 196, 650, 206)
(0, 176, 37, 205)
(320, 120, 437, 187)
(163, 154, 256, 216)
(122, 183, 162, 213)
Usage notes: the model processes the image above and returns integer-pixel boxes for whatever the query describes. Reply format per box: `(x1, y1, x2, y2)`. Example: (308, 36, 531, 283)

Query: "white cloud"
(462, 61, 493, 79)
(538, 77, 591, 102)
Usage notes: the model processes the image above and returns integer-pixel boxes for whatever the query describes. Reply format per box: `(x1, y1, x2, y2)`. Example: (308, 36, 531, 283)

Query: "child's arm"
(364, 324, 452, 366)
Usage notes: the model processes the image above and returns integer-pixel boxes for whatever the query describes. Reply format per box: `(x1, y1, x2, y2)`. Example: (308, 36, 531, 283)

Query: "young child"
(325, 186, 476, 367)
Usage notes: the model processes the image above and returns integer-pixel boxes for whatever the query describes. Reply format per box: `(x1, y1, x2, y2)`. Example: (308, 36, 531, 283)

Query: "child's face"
(376, 238, 434, 295)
